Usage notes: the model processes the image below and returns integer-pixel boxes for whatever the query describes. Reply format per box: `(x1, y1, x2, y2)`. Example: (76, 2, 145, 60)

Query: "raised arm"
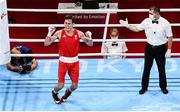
(44, 26, 61, 46)
(119, 18, 140, 32)
(78, 30, 93, 46)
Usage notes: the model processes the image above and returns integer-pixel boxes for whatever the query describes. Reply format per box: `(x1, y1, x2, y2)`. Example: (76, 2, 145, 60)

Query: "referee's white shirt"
(137, 16, 173, 46)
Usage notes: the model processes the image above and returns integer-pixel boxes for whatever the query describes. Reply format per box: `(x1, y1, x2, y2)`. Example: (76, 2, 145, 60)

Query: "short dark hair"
(149, 6, 160, 13)
(64, 15, 74, 23)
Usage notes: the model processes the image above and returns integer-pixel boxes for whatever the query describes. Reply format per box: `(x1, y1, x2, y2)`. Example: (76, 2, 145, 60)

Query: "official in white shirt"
(120, 6, 173, 94)
(102, 28, 128, 58)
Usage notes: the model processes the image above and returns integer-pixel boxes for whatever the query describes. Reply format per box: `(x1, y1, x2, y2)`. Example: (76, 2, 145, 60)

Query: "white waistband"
(59, 56, 79, 63)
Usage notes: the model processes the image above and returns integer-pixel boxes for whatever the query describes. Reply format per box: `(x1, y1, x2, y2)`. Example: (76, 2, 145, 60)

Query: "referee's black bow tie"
(152, 20, 158, 24)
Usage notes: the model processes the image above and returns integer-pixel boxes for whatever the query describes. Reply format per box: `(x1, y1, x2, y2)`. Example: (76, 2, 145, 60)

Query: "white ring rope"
(7, 8, 180, 13)
(10, 38, 180, 42)
(11, 53, 180, 57)
(8, 23, 180, 27)
(8, 8, 180, 57)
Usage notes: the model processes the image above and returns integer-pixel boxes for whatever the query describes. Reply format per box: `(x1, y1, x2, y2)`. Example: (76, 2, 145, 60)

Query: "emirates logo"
(1, 13, 7, 20)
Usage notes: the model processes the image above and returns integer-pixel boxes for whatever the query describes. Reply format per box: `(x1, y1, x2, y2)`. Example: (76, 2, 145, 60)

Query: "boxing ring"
(1, 59, 180, 111)
(1, 6, 180, 111)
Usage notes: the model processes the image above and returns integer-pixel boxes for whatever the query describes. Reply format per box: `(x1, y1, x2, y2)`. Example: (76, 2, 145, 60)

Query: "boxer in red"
(44, 15, 93, 104)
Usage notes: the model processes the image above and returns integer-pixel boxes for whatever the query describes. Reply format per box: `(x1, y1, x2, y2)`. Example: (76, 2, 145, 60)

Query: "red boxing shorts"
(58, 61, 79, 83)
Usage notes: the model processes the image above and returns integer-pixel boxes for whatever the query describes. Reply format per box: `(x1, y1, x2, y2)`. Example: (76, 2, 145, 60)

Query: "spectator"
(102, 28, 128, 58)
(6, 46, 38, 74)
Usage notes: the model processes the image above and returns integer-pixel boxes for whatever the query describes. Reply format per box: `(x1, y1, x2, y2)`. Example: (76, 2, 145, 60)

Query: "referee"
(120, 6, 173, 94)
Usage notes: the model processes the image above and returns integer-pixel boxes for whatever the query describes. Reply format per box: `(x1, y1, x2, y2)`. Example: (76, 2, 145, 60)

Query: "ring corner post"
(0, 0, 11, 65)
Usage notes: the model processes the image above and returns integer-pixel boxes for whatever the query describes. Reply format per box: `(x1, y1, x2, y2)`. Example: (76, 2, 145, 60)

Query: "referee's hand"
(165, 49, 171, 58)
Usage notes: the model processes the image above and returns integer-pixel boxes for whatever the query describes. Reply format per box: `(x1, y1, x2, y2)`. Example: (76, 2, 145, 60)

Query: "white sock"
(68, 87, 73, 92)
(53, 90, 58, 94)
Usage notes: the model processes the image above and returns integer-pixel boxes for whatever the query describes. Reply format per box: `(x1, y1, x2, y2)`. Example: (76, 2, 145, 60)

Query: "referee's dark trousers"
(141, 43, 167, 90)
